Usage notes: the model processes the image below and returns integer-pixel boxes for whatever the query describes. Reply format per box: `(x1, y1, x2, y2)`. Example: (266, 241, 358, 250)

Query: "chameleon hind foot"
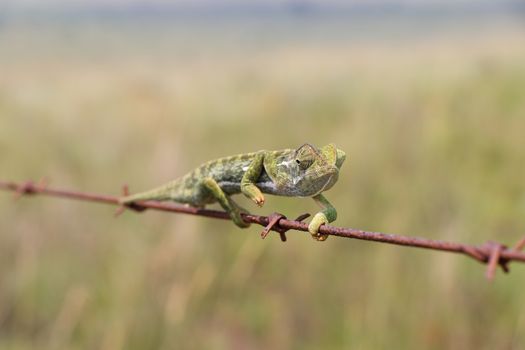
(231, 210, 250, 228)
(308, 212, 330, 241)
(231, 203, 251, 228)
(202, 177, 250, 229)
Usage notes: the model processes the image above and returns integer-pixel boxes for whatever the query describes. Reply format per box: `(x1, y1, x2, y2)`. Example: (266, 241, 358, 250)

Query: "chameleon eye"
(294, 144, 319, 170)
(295, 157, 313, 170)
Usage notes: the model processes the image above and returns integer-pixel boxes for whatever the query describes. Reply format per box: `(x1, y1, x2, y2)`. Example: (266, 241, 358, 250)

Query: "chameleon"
(119, 143, 346, 241)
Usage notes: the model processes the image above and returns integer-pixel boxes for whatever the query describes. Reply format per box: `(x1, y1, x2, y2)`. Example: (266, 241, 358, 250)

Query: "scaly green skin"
(120, 143, 346, 241)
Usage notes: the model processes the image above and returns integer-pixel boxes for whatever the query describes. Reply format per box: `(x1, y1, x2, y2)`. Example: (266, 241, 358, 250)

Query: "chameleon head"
(289, 143, 346, 196)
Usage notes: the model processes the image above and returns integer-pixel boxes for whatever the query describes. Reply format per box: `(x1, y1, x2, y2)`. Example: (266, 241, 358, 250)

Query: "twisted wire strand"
(1, 179, 524, 280)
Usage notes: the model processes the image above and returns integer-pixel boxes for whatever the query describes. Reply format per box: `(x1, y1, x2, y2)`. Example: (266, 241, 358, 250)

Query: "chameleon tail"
(119, 180, 181, 204)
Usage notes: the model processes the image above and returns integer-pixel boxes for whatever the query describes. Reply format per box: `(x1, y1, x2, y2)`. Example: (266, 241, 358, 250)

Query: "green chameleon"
(120, 143, 346, 241)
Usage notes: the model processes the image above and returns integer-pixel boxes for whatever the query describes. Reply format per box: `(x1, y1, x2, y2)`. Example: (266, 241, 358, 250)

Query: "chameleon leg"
(308, 194, 337, 241)
(202, 177, 250, 228)
(241, 152, 265, 207)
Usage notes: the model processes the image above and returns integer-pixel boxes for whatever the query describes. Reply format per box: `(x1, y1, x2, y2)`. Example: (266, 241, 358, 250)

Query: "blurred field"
(1, 10, 525, 350)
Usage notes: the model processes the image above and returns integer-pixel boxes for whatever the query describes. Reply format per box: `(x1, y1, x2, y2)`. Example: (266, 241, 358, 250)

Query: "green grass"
(1, 17, 525, 349)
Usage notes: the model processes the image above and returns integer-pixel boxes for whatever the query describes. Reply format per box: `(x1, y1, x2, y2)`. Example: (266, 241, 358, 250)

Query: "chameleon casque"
(120, 143, 346, 241)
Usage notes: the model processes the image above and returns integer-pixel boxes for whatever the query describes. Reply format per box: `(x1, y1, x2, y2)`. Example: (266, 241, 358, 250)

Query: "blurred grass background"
(1, 3, 525, 349)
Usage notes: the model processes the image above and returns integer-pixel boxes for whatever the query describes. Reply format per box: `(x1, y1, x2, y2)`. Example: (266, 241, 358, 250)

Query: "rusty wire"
(1, 179, 525, 280)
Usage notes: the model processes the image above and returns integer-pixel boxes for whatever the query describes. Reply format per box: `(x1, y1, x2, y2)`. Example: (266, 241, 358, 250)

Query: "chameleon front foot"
(308, 212, 330, 241)
(242, 183, 265, 207)
(252, 193, 265, 207)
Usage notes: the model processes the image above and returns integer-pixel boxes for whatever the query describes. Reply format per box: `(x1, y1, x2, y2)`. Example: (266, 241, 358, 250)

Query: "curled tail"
(119, 180, 181, 205)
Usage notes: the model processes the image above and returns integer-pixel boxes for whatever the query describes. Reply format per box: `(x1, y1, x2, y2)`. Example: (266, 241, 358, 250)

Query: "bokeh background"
(1, 1, 525, 349)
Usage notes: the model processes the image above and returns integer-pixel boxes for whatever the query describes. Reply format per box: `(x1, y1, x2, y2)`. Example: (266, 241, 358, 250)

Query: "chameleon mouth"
(311, 172, 336, 197)
(305, 164, 338, 178)
(305, 164, 338, 196)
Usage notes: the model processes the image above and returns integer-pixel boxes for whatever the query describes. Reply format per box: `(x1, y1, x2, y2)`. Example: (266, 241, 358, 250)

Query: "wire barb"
(261, 213, 287, 240)
(513, 236, 525, 252)
(260, 212, 311, 242)
(13, 178, 48, 201)
(114, 185, 148, 217)
(1, 179, 525, 280)
(114, 185, 129, 217)
(485, 242, 507, 280)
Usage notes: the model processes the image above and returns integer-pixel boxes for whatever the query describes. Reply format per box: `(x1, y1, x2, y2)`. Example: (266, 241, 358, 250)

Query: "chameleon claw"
(308, 212, 330, 241)
(313, 232, 329, 241)
(241, 183, 265, 207)
(231, 211, 251, 228)
(254, 195, 265, 207)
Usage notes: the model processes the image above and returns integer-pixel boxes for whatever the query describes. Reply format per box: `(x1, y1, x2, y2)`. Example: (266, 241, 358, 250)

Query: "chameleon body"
(120, 143, 346, 240)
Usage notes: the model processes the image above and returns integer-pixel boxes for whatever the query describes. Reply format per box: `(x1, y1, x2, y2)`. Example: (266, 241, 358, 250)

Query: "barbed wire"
(1, 179, 524, 280)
